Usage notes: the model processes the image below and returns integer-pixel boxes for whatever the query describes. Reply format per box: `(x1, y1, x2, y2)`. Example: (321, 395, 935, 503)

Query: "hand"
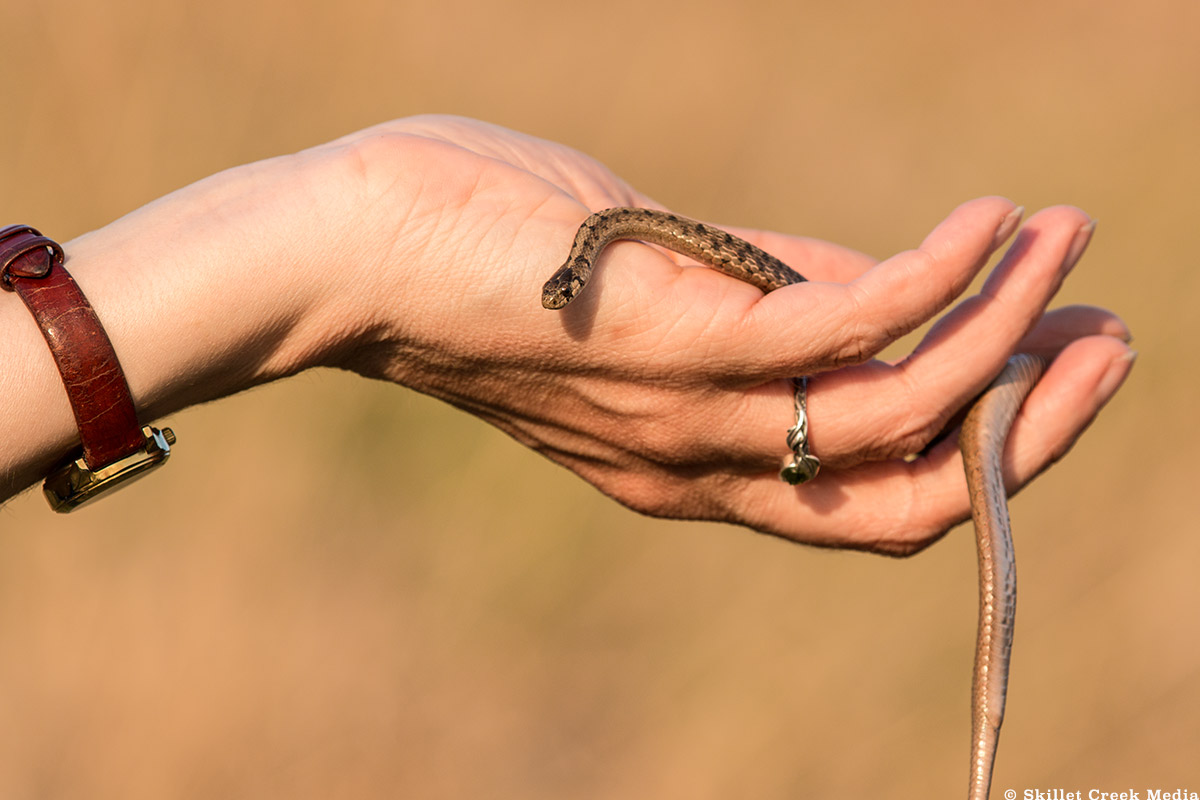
(331, 116, 1133, 554)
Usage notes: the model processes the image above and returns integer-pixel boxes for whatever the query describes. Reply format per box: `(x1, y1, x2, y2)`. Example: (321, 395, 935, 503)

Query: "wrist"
(0, 142, 374, 503)
(75, 152, 369, 408)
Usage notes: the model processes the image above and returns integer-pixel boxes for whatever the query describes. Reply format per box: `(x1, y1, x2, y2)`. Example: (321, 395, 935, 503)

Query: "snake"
(541, 207, 1046, 800)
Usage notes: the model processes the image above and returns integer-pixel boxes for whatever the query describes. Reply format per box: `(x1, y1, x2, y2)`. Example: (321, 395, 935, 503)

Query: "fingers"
(612, 203, 1111, 476)
(709, 334, 1135, 555)
(806, 206, 1095, 463)
(575, 299, 1131, 498)
(705, 205, 1096, 471)
(1018, 304, 1132, 356)
(714, 196, 1022, 377)
(1002, 335, 1135, 489)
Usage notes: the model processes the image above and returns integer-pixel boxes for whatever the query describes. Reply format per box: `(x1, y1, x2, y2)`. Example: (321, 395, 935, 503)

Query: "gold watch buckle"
(43, 425, 176, 513)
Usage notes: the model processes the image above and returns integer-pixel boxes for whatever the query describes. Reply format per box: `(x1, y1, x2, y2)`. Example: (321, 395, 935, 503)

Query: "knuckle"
(831, 333, 872, 369)
(830, 287, 902, 368)
(607, 476, 668, 516)
(829, 288, 875, 367)
(862, 369, 950, 460)
(605, 471, 697, 520)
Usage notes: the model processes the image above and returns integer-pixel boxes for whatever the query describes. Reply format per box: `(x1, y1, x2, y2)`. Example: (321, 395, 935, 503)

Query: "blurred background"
(0, 0, 1194, 797)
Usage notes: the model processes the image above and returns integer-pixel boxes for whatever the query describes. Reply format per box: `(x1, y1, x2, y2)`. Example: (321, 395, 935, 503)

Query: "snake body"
(541, 207, 805, 308)
(542, 208, 1044, 800)
(960, 352, 1045, 800)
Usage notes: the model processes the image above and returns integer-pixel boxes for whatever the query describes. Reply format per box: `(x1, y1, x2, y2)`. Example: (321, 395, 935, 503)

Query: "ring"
(779, 376, 821, 485)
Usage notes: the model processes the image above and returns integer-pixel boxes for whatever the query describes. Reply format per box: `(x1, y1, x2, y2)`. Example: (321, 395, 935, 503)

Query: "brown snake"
(542, 207, 1046, 800)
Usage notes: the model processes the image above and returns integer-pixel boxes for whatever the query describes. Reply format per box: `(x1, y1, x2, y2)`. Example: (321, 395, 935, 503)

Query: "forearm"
(0, 143, 371, 503)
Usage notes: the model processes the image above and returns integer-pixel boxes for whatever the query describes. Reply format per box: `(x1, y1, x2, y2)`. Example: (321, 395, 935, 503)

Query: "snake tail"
(959, 353, 1047, 800)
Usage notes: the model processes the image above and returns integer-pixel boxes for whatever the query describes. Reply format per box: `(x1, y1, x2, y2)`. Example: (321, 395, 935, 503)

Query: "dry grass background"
(0, 0, 1195, 797)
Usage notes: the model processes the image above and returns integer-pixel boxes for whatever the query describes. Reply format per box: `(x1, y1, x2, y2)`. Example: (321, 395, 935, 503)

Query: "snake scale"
(542, 207, 1045, 800)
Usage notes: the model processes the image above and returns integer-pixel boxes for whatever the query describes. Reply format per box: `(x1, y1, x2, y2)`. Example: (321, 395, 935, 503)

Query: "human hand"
(329, 116, 1133, 554)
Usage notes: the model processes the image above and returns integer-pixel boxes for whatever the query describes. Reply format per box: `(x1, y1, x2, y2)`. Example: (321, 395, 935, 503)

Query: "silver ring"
(780, 376, 820, 485)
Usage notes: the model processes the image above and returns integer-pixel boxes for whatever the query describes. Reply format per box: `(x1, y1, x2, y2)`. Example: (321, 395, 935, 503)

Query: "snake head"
(541, 267, 581, 309)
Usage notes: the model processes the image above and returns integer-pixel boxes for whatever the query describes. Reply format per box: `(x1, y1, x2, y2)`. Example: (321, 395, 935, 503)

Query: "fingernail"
(991, 205, 1025, 250)
(1097, 347, 1136, 398)
(1061, 219, 1097, 272)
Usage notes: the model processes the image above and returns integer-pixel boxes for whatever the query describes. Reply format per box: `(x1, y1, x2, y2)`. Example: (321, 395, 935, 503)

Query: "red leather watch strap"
(1, 224, 146, 469)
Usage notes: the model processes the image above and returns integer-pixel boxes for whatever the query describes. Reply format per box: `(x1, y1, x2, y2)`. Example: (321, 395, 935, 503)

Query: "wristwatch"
(1, 224, 176, 512)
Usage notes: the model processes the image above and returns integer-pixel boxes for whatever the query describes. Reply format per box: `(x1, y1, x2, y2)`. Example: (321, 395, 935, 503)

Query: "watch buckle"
(43, 426, 176, 513)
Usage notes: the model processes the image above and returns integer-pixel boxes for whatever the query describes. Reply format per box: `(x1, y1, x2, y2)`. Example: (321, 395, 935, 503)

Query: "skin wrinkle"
(612, 287, 697, 368)
(883, 363, 942, 459)
(875, 250, 943, 342)
(539, 368, 767, 472)
(570, 378, 762, 482)
(720, 387, 789, 471)
(835, 287, 876, 369)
